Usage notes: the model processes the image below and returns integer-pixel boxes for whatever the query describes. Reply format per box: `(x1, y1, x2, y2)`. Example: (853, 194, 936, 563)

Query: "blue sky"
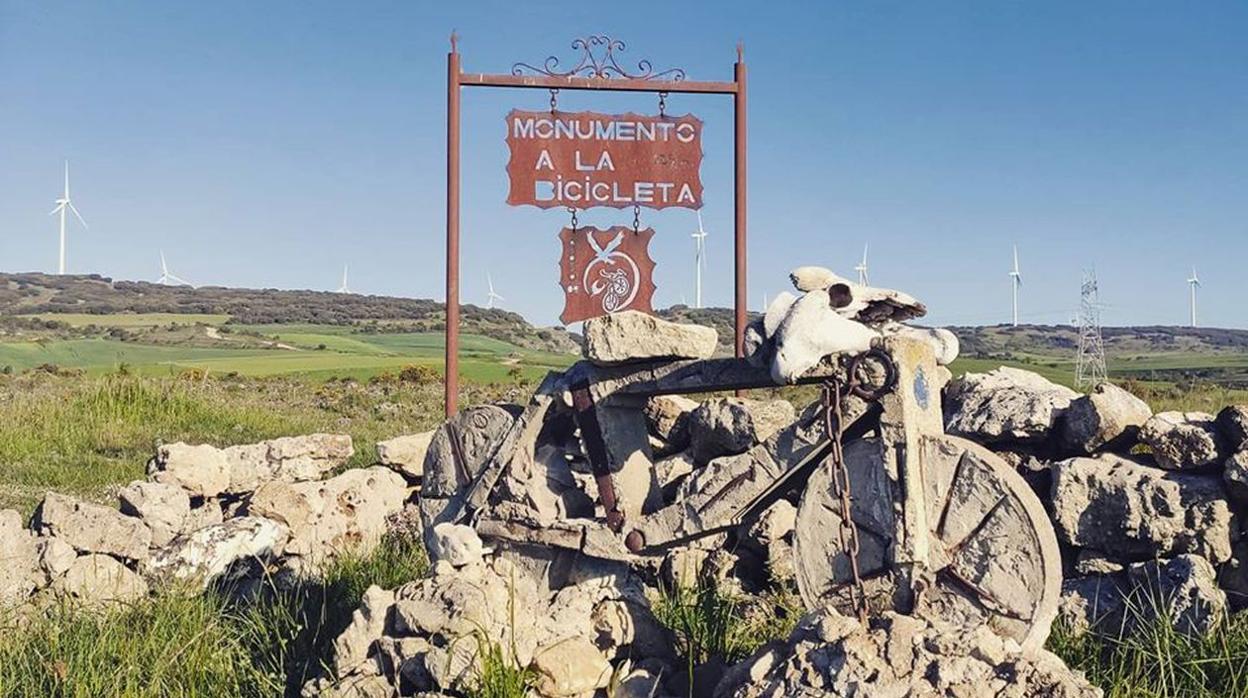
(1, 1, 1245, 328)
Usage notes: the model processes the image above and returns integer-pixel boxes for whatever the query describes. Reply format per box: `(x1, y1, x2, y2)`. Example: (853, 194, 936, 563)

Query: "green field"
(0, 314, 576, 383)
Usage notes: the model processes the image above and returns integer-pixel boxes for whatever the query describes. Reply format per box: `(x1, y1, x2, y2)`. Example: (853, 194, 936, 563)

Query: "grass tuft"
(0, 592, 283, 698)
(653, 577, 802, 696)
(461, 629, 535, 698)
(0, 531, 428, 698)
(1048, 591, 1248, 698)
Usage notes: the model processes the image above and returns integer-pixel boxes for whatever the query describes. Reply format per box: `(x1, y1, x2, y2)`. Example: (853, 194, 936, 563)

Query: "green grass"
(0, 328, 572, 383)
(0, 372, 310, 514)
(652, 578, 803, 696)
(0, 371, 527, 515)
(460, 631, 535, 698)
(0, 592, 284, 698)
(1049, 606, 1248, 697)
(0, 531, 428, 698)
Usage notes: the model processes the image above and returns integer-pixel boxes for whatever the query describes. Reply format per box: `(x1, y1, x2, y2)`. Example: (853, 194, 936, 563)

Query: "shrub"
(398, 364, 439, 384)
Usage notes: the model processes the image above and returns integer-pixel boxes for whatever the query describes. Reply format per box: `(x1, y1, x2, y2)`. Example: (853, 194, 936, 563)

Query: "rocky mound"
(721, 607, 1100, 697)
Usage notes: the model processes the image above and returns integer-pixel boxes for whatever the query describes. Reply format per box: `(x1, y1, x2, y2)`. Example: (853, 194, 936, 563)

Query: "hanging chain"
(658, 91, 668, 117)
(821, 376, 868, 624)
(549, 88, 559, 113)
(632, 204, 641, 233)
(568, 206, 578, 232)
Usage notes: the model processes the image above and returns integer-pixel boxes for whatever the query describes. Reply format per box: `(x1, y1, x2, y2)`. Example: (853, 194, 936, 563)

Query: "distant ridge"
(0, 272, 578, 353)
(6, 273, 1246, 364)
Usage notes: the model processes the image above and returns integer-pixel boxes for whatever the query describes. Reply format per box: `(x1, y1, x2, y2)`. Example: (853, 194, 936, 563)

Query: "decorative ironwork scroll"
(512, 36, 686, 82)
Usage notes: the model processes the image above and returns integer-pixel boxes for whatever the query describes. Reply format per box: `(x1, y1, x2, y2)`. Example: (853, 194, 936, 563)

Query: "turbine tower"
(486, 273, 504, 309)
(336, 265, 351, 294)
(1009, 245, 1023, 327)
(692, 211, 708, 308)
(157, 251, 192, 286)
(1187, 267, 1201, 328)
(49, 160, 87, 274)
(854, 243, 869, 286)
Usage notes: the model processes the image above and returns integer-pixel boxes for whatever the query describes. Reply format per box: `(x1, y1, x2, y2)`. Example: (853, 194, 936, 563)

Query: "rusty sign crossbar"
(445, 34, 748, 416)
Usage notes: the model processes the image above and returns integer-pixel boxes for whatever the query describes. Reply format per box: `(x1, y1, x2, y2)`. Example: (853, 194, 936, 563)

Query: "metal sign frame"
(445, 34, 748, 416)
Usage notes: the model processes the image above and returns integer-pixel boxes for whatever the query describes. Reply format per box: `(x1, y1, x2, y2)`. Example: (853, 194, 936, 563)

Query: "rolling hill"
(0, 272, 578, 354)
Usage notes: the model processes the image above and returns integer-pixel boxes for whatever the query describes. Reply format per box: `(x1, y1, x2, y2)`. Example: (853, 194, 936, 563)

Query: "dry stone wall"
(0, 433, 420, 611)
(944, 367, 1248, 638)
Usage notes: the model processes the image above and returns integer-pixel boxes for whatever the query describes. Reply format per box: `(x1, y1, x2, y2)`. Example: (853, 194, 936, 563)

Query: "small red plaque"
(558, 225, 657, 325)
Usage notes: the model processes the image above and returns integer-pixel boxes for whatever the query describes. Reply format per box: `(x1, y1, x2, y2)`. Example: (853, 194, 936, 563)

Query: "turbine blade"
(68, 202, 87, 228)
(696, 210, 705, 234)
(49, 204, 63, 216)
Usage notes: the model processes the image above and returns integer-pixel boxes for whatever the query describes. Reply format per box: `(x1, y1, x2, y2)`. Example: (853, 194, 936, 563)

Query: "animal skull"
(769, 282, 879, 384)
(755, 266, 960, 384)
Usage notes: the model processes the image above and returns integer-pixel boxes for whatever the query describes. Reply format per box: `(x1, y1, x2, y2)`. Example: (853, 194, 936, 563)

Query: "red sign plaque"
(507, 110, 703, 210)
(558, 225, 657, 324)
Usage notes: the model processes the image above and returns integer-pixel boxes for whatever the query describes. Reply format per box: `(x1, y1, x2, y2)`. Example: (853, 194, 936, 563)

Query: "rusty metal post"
(445, 34, 461, 417)
(733, 44, 747, 360)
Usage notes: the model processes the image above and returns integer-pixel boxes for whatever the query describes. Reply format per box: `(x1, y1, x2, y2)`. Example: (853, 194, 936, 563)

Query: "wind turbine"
(1009, 245, 1023, 327)
(854, 243, 869, 286)
(486, 273, 504, 309)
(336, 265, 351, 294)
(692, 211, 708, 309)
(49, 160, 87, 274)
(1187, 267, 1201, 328)
(157, 251, 192, 286)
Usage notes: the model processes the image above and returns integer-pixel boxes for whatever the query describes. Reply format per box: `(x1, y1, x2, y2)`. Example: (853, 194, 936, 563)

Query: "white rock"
(34, 492, 151, 561)
(184, 499, 224, 532)
(251, 466, 408, 565)
(36, 536, 77, 581)
(118, 481, 191, 548)
(54, 554, 148, 606)
(1051, 453, 1233, 563)
(582, 310, 718, 365)
(688, 397, 795, 464)
(430, 522, 485, 567)
(151, 442, 231, 497)
(529, 636, 613, 697)
(644, 395, 699, 451)
(1140, 411, 1225, 470)
(0, 509, 41, 605)
(944, 367, 1078, 444)
(145, 516, 288, 587)
(1062, 382, 1153, 454)
(1216, 406, 1248, 451)
(332, 585, 396, 675)
(376, 431, 434, 480)
(721, 607, 1099, 697)
(225, 434, 354, 494)
(392, 558, 543, 667)
(881, 324, 960, 366)
(1225, 451, 1248, 506)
